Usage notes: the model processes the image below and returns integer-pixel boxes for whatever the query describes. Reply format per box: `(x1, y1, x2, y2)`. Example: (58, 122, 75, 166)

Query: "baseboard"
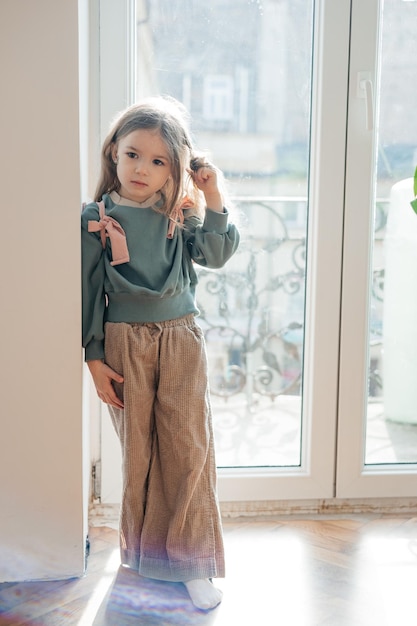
(219, 497, 417, 518)
(89, 496, 417, 526)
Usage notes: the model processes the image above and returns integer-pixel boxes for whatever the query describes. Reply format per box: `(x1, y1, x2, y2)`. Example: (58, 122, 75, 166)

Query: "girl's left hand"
(190, 163, 218, 193)
(189, 164, 223, 213)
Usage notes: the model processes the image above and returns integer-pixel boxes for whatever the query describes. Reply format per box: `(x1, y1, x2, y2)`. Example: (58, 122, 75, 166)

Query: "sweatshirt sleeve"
(183, 207, 240, 269)
(81, 207, 106, 361)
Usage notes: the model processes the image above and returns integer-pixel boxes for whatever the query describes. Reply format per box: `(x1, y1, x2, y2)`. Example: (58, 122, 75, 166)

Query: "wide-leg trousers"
(104, 315, 225, 582)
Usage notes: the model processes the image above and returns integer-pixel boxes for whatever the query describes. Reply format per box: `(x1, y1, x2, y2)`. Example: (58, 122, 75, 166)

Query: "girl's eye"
(153, 159, 165, 166)
(127, 152, 137, 159)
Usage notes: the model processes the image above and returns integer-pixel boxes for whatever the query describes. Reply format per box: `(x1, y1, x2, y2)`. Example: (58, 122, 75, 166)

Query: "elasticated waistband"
(108, 314, 197, 331)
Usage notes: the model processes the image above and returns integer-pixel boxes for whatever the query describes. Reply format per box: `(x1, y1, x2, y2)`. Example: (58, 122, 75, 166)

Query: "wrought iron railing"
(196, 196, 305, 403)
(196, 196, 388, 403)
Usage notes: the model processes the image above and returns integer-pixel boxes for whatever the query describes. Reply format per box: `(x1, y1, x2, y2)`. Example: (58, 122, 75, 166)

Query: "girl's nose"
(135, 158, 149, 175)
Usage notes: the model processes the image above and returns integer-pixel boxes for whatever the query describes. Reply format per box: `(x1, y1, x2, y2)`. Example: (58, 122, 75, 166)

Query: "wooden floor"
(1, 513, 417, 625)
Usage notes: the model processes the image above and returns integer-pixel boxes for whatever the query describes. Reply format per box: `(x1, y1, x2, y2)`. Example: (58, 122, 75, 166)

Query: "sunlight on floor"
(3, 515, 417, 625)
(214, 523, 312, 626)
(352, 535, 417, 626)
(77, 548, 119, 625)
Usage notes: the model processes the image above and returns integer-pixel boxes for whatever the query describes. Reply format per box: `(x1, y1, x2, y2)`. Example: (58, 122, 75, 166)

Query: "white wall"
(0, 0, 85, 581)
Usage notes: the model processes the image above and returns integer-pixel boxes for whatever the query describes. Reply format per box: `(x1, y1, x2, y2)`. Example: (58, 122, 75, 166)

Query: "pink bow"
(88, 206, 130, 266)
(167, 196, 194, 239)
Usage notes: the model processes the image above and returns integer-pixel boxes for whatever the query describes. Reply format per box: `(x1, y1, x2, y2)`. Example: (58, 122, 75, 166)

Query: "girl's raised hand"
(87, 360, 124, 409)
(190, 163, 218, 192)
(188, 160, 224, 213)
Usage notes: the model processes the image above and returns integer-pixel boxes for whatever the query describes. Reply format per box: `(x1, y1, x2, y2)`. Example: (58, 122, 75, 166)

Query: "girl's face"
(113, 129, 172, 203)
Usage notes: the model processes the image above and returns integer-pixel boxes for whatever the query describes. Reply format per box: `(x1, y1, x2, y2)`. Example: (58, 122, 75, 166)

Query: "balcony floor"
(211, 395, 417, 468)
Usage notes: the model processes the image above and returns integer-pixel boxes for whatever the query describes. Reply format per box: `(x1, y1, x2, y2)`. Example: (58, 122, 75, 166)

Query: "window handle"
(357, 72, 374, 131)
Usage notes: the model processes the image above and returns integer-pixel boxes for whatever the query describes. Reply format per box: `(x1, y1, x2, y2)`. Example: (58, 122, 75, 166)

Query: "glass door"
(97, 0, 347, 503)
(337, 0, 417, 497)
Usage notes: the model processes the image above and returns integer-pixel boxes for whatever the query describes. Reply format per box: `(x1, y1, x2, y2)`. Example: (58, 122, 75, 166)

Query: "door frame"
(336, 0, 417, 498)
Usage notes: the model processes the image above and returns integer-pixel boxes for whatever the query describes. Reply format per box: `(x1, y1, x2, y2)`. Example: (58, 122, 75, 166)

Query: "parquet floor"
(1, 513, 417, 625)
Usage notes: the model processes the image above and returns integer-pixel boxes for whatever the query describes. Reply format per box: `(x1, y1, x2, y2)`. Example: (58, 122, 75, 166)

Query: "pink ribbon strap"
(88, 201, 130, 266)
(167, 196, 194, 239)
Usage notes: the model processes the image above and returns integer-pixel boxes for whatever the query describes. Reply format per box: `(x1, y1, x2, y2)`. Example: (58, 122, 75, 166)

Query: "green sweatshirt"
(81, 191, 240, 361)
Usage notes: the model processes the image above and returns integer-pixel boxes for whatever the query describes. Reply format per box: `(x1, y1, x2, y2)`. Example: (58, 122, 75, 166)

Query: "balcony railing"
(196, 195, 388, 405)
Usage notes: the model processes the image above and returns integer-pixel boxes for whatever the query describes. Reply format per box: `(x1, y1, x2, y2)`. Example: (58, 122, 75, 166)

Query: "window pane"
(136, 0, 314, 468)
(365, 0, 417, 464)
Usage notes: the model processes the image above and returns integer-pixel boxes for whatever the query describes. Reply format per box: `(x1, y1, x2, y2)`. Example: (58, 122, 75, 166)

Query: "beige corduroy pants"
(104, 315, 225, 582)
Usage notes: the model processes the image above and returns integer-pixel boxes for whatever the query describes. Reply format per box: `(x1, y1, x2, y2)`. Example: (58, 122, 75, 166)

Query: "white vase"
(383, 177, 417, 424)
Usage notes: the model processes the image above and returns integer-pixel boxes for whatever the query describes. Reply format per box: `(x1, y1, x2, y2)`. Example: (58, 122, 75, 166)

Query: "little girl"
(81, 96, 239, 610)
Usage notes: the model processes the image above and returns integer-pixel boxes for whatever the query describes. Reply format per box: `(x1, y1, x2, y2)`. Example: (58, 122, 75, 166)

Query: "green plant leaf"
(414, 165, 417, 198)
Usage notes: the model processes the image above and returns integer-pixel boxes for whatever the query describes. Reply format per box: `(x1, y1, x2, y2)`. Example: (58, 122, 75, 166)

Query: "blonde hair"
(94, 96, 213, 219)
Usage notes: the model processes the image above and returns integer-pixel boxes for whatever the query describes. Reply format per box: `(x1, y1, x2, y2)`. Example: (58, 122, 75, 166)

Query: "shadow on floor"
(93, 566, 220, 626)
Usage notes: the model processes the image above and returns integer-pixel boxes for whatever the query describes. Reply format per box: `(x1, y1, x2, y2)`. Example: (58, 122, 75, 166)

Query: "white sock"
(184, 578, 223, 610)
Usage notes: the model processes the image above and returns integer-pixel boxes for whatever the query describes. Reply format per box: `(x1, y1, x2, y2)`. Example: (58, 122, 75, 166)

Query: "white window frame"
(336, 0, 417, 498)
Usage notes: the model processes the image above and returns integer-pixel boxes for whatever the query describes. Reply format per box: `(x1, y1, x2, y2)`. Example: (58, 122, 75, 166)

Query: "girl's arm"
(81, 204, 107, 361)
(185, 162, 239, 268)
(183, 209, 240, 269)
